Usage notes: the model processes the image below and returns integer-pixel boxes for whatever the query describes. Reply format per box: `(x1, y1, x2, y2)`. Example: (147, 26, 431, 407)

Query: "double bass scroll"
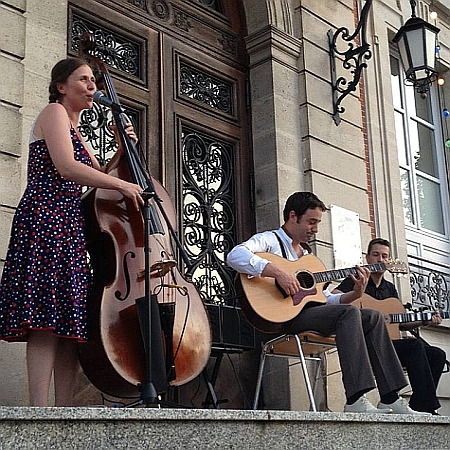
(77, 32, 212, 398)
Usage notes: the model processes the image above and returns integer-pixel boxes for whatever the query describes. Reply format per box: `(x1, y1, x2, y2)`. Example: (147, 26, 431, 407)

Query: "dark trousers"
(286, 304, 407, 401)
(393, 338, 446, 412)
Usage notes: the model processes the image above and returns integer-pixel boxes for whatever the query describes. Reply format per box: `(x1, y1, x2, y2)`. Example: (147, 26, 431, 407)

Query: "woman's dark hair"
(367, 238, 391, 255)
(48, 58, 87, 103)
(283, 192, 327, 222)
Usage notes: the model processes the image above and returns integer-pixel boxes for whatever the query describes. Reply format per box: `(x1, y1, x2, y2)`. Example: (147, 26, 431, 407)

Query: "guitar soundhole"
(297, 271, 315, 290)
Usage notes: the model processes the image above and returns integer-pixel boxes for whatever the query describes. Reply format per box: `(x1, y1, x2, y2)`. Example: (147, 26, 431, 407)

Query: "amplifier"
(206, 303, 255, 350)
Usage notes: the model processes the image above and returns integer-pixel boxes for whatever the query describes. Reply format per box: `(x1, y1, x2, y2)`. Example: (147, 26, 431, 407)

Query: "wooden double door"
(70, 0, 253, 305)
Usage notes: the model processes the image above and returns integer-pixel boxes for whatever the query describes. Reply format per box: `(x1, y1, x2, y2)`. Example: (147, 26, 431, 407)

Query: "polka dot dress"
(0, 127, 92, 342)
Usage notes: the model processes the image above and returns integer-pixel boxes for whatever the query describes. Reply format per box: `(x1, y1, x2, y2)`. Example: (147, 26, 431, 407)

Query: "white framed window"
(390, 54, 449, 239)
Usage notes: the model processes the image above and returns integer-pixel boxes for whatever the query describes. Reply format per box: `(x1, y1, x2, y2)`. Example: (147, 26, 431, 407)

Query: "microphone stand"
(108, 100, 163, 406)
(105, 99, 193, 408)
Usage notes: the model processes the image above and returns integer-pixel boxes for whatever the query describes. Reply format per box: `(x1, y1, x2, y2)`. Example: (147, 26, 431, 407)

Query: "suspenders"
(273, 232, 288, 259)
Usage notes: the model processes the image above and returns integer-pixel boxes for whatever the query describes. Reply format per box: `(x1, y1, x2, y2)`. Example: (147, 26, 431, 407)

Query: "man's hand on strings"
(423, 310, 443, 327)
(350, 265, 370, 298)
(262, 263, 300, 296)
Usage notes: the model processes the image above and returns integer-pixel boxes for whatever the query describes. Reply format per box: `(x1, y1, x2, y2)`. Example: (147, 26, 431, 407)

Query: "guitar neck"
(314, 263, 386, 283)
(390, 309, 449, 324)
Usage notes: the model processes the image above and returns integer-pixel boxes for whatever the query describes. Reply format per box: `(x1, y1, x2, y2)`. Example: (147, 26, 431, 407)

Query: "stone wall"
(0, 0, 69, 406)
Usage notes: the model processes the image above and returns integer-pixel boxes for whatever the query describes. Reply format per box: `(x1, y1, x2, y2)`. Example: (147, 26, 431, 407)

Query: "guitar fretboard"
(390, 310, 449, 323)
(314, 263, 386, 283)
(390, 311, 432, 323)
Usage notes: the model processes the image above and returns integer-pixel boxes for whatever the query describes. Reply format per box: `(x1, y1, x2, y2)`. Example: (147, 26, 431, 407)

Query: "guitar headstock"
(385, 259, 408, 275)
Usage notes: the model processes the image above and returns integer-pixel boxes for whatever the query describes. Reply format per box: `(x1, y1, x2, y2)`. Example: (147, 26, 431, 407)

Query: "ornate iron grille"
(180, 63, 233, 114)
(78, 105, 140, 166)
(409, 262, 450, 313)
(69, 15, 142, 163)
(79, 105, 116, 166)
(71, 15, 141, 79)
(181, 128, 237, 305)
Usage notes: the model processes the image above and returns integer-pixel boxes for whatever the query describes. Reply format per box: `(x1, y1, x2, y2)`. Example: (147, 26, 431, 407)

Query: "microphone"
(93, 91, 116, 108)
(93, 91, 132, 134)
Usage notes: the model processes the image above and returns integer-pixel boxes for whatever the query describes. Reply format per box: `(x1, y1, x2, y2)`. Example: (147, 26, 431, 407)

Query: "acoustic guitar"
(238, 253, 407, 333)
(352, 294, 450, 340)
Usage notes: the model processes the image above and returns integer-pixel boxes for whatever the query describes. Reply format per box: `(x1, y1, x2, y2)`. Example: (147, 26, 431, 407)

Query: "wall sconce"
(328, 0, 374, 126)
(393, 0, 440, 98)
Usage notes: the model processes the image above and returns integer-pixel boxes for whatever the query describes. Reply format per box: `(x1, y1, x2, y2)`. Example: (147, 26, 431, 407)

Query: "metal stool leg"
(293, 334, 317, 412)
(312, 353, 324, 392)
(253, 345, 268, 409)
(253, 334, 334, 412)
(253, 334, 290, 409)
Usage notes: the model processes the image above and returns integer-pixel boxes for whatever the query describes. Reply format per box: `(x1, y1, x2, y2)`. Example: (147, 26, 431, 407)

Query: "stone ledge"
(0, 406, 448, 423)
(0, 407, 448, 450)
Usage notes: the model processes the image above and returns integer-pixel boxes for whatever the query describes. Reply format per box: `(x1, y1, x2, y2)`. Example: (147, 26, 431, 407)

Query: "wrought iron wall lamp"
(328, 0, 374, 126)
(393, 0, 440, 99)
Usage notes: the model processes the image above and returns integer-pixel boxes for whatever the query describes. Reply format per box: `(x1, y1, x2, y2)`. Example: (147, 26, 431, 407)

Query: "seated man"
(332, 238, 447, 415)
(227, 192, 428, 414)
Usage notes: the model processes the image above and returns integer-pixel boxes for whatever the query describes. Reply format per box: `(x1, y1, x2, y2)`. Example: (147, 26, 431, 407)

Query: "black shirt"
(335, 276, 399, 300)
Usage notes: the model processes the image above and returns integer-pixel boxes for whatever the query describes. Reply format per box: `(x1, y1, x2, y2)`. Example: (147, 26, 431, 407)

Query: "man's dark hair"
(367, 238, 391, 254)
(283, 192, 326, 222)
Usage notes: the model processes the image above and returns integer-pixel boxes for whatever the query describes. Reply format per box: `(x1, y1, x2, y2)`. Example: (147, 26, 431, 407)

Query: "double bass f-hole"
(114, 251, 135, 301)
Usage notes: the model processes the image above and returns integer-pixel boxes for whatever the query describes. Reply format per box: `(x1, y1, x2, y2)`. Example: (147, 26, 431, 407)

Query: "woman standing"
(0, 58, 143, 406)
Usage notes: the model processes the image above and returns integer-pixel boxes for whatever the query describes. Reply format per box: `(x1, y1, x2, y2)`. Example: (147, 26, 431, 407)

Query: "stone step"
(0, 407, 448, 449)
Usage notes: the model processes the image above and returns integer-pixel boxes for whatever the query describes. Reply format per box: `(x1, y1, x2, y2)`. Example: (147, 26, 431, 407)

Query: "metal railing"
(408, 255, 450, 312)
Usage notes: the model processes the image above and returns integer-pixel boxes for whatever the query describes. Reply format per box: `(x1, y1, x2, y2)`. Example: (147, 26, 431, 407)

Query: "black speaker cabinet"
(206, 303, 255, 350)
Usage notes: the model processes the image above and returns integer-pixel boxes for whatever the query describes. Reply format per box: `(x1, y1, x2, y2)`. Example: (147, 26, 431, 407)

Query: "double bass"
(78, 34, 212, 398)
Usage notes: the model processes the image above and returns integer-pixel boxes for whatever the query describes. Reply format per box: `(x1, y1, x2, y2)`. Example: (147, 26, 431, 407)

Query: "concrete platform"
(0, 407, 448, 449)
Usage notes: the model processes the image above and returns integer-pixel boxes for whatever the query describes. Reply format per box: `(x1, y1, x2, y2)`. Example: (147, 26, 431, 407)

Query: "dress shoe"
(344, 396, 392, 413)
(377, 398, 431, 415)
